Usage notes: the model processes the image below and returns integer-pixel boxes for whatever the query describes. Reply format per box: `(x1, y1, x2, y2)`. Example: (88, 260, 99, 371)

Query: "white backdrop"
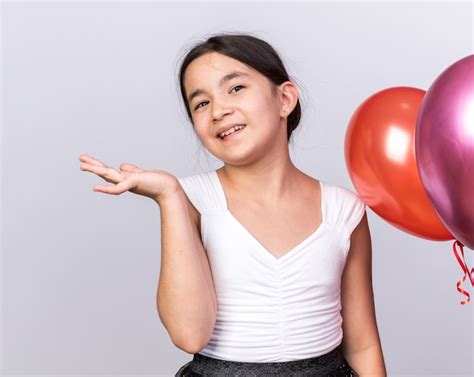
(1, 1, 472, 376)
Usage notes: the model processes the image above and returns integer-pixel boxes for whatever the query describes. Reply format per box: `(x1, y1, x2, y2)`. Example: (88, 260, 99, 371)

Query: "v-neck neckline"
(210, 170, 326, 264)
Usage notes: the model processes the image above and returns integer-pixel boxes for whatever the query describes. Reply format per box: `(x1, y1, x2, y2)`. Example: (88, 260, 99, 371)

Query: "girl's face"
(183, 52, 295, 165)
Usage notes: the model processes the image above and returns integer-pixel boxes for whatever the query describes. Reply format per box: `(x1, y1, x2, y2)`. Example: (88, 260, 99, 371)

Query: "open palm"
(79, 154, 180, 202)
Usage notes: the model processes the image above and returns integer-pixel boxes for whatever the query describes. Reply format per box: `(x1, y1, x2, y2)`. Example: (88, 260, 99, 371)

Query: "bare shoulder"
(297, 171, 322, 196)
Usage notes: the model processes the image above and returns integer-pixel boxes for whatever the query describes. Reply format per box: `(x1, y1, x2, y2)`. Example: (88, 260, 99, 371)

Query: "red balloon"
(344, 86, 454, 241)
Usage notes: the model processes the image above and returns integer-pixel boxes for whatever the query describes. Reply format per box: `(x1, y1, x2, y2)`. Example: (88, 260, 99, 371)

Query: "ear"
(277, 81, 298, 118)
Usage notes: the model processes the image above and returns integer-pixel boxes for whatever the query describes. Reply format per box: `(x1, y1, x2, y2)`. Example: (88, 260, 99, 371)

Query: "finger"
(119, 163, 145, 173)
(93, 177, 135, 195)
(81, 163, 121, 182)
(93, 183, 119, 194)
(79, 154, 106, 167)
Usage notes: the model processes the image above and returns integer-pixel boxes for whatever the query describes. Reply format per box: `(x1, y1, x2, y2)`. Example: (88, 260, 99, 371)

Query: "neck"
(218, 157, 303, 204)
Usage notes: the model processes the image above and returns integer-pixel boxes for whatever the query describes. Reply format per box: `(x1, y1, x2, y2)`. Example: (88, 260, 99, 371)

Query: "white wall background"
(1, 1, 472, 376)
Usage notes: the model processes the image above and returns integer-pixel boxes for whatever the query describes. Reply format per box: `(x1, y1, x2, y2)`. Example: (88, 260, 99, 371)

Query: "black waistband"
(189, 343, 346, 376)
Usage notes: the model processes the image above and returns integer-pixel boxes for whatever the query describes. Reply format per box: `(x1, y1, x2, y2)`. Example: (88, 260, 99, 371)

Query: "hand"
(79, 154, 181, 203)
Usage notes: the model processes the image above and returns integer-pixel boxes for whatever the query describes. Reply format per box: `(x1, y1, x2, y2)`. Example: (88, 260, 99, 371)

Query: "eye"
(231, 84, 245, 93)
(194, 100, 208, 110)
(193, 85, 245, 111)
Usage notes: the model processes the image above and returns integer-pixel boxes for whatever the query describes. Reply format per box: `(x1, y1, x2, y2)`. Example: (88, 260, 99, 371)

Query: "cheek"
(194, 123, 220, 149)
(241, 94, 269, 119)
(192, 114, 212, 134)
(194, 124, 210, 141)
(245, 95, 280, 127)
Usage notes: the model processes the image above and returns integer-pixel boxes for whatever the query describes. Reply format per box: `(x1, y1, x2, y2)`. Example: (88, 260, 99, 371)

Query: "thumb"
(120, 163, 145, 173)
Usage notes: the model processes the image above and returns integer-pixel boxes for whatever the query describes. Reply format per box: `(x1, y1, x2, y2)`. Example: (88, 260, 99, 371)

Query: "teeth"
(219, 125, 245, 139)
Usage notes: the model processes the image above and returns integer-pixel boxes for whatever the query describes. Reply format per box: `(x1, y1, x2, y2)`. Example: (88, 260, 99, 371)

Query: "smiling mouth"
(218, 125, 247, 140)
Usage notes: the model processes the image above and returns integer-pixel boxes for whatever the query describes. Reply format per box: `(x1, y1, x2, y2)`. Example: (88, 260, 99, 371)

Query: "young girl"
(79, 33, 386, 376)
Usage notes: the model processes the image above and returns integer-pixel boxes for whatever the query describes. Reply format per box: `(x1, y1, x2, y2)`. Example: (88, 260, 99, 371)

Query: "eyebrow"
(187, 71, 250, 104)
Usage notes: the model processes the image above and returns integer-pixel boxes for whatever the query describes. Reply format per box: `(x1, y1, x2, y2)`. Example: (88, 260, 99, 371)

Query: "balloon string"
(452, 240, 472, 305)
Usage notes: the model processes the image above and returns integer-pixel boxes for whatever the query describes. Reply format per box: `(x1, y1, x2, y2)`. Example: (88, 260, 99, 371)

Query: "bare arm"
(156, 188, 217, 354)
(78, 154, 217, 355)
(341, 213, 386, 376)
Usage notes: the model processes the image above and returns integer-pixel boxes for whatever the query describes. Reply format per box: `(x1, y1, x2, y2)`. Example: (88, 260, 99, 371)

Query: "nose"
(212, 98, 234, 122)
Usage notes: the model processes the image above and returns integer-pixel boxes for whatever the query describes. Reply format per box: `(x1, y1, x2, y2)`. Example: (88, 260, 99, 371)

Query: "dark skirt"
(175, 343, 358, 376)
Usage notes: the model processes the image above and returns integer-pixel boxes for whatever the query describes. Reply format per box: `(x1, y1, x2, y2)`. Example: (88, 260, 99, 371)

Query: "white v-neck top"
(177, 170, 366, 362)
